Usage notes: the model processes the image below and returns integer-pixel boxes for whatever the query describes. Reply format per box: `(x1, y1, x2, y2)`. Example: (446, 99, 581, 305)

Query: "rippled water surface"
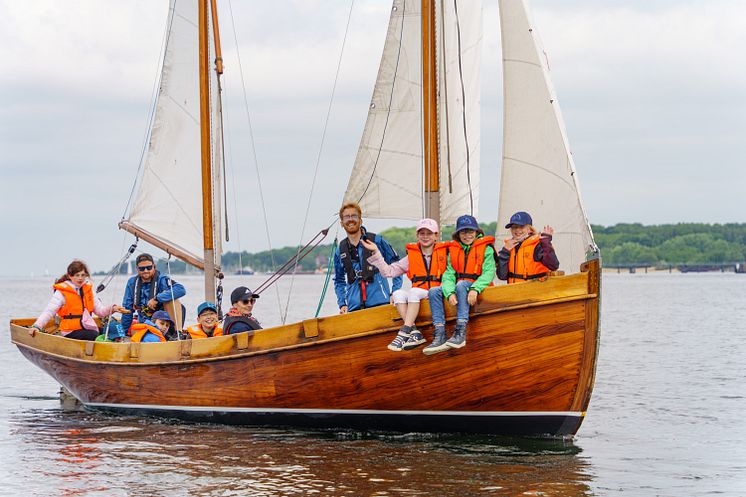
(2, 273, 745, 496)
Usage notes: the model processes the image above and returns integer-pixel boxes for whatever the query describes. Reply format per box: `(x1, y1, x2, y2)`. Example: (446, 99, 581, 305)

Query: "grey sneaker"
(387, 330, 411, 352)
(423, 326, 449, 355)
(402, 330, 426, 350)
(445, 323, 467, 349)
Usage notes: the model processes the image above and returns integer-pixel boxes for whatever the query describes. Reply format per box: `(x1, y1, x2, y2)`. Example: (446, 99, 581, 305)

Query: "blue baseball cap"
(454, 215, 480, 233)
(151, 310, 173, 324)
(505, 211, 533, 228)
(197, 301, 218, 316)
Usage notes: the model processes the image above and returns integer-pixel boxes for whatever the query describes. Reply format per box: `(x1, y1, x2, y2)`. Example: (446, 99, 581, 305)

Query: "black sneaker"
(387, 331, 410, 352)
(402, 330, 426, 350)
(445, 323, 467, 349)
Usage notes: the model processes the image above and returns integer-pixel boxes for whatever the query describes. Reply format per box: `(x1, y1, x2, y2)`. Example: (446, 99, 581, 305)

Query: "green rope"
(315, 237, 338, 318)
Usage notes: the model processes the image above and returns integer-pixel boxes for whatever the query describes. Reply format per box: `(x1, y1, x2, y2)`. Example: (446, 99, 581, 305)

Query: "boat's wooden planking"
(10, 261, 600, 414)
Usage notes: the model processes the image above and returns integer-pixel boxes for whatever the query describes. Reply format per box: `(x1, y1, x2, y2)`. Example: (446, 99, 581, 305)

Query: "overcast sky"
(1, 0, 745, 277)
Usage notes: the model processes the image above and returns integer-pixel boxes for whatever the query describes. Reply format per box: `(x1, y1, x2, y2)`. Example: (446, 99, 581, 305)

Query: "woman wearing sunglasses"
(223, 286, 262, 335)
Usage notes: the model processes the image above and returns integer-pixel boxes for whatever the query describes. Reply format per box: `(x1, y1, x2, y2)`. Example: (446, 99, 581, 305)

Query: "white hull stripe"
(85, 403, 584, 418)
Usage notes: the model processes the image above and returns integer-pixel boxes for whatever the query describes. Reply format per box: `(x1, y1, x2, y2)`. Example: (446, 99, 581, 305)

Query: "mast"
(199, 0, 216, 302)
(422, 0, 440, 223)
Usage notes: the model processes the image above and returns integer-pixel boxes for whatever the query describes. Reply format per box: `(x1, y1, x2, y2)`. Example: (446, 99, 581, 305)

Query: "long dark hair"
(55, 260, 90, 284)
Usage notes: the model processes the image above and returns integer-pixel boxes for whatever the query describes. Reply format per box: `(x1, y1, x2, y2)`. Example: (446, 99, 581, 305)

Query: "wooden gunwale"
(10, 291, 596, 367)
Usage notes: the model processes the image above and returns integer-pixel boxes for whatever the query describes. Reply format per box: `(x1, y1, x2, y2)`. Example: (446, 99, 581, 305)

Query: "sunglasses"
(137, 265, 154, 271)
(240, 298, 256, 305)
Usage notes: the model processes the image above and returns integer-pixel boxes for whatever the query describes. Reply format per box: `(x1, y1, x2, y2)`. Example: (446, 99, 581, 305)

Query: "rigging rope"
(226, 0, 283, 316)
(282, 0, 357, 325)
(451, 0, 474, 214)
(315, 234, 339, 318)
(253, 224, 333, 297)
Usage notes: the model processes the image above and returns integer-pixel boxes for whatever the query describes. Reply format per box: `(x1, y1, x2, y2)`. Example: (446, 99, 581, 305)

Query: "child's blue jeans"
(428, 280, 474, 326)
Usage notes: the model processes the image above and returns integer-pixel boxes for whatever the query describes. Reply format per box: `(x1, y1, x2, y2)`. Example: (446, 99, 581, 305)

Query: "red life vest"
(505, 235, 552, 284)
(130, 323, 167, 343)
(53, 281, 95, 333)
(449, 236, 495, 283)
(405, 242, 449, 289)
(186, 324, 224, 339)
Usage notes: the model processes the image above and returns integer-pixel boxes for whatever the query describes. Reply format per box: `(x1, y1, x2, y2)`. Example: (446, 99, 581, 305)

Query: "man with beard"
(333, 202, 402, 313)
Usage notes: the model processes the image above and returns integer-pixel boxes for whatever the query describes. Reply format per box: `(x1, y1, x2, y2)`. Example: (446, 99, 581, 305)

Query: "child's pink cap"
(416, 218, 439, 233)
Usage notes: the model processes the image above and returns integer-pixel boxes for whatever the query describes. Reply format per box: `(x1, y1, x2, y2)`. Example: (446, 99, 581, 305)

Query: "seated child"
(186, 302, 224, 339)
(496, 211, 559, 284)
(130, 310, 174, 343)
(361, 218, 449, 351)
(423, 214, 495, 355)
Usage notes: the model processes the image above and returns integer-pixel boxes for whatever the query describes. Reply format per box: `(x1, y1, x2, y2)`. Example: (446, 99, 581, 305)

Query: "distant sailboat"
(11, 0, 600, 437)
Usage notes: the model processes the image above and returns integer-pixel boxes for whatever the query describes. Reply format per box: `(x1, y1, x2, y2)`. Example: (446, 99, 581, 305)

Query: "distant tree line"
(99, 223, 746, 274)
(592, 223, 746, 266)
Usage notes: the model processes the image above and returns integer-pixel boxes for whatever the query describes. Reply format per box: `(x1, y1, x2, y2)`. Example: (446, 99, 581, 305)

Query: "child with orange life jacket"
(496, 211, 559, 284)
(423, 215, 496, 355)
(31, 260, 127, 341)
(185, 302, 224, 339)
(361, 218, 448, 352)
(130, 310, 175, 343)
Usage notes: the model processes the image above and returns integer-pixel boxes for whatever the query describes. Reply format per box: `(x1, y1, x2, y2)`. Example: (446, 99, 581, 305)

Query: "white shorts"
(392, 287, 430, 305)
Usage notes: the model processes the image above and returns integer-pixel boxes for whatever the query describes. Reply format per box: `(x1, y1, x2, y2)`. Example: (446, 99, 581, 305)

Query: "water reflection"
(8, 408, 593, 496)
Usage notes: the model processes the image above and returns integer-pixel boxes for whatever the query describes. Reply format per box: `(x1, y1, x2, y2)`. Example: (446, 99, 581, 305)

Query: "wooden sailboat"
(10, 0, 600, 436)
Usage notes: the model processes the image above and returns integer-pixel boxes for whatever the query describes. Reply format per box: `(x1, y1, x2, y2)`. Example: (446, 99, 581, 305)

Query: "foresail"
(344, 0, 424, 221)
(497, 0, 597, 273)
(437, 0, 481, 225)
(121, 0, 222, 270)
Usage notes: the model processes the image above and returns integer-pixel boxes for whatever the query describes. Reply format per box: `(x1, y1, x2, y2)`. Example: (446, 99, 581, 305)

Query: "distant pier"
(607, 262, 746, 274)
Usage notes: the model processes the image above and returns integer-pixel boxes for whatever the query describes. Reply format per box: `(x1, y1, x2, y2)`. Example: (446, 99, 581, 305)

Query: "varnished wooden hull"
(10, 260, 600, 436)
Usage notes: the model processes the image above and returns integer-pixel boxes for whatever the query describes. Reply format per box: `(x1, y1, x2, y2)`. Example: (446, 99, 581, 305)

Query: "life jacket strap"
(455, 272, 479, 281)
(410, 275, 441, 283)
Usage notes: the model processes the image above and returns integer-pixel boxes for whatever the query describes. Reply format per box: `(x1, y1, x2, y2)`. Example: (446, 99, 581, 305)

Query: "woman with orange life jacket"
(423, 215, 497, 355)
(362, 218, 448, 352)
(496, 211, 559, 284)
(186, 302, 223, 339)
(31, 260, 127, 340)
(130, 310, 174, 342)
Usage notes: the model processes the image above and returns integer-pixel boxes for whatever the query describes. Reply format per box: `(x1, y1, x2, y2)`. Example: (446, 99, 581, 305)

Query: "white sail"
(437, 0, 482, 224)
(344, 0, 481, 225)
(121, 0, 222, 270)
(496, 0, 596, 273)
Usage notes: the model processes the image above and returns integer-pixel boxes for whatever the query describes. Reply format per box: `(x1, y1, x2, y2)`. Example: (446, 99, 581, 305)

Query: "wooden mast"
(422, 0, 439, 223)
(198, 0, 215, 302)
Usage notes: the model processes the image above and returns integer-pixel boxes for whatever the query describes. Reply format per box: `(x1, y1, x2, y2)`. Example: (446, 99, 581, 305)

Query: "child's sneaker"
(423, 326, 449, 355)
(402, 330, 426, 350)
(445, 323, 467, 349)
(387, 330, 411, 352)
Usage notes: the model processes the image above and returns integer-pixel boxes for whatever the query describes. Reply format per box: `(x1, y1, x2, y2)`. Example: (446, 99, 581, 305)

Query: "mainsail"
(343, 0, 482, 225)
(120, 0, 223, 271)
(496, 0, 597, 272)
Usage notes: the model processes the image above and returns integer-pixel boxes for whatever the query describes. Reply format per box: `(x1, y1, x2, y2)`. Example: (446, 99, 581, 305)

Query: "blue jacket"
(121, 273, 186, 332)
(333, 230, 402, 312)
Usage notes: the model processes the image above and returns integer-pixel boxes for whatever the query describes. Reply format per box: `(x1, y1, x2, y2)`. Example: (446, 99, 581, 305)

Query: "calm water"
(1, 273, 744, 496)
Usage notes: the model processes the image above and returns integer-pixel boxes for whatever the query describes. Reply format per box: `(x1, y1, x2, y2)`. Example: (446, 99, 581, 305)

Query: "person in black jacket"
(223, 286, 262, 335)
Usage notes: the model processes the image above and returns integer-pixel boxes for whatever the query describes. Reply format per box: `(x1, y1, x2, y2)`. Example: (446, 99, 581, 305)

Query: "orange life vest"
(130, 323, 167, 343)
(449, 236, 495, 283)
(53, 281, 95, 333)
(186, 324, 224, 339)
(406, 242, 449, 289)
(505, 235, 552, 284)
